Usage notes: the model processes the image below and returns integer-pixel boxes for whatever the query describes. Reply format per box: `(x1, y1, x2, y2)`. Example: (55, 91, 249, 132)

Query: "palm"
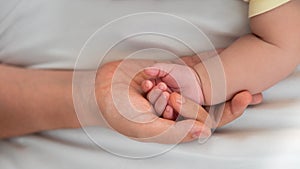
(95, 59, 207, 143)
(95, 59, 158, 136)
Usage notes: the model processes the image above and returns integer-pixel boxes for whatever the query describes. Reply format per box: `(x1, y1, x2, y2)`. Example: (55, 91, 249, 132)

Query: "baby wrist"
(193, 63, 211, 105)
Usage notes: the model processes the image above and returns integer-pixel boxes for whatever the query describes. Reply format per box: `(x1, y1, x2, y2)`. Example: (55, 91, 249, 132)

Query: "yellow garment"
(245, 0, 291, 17)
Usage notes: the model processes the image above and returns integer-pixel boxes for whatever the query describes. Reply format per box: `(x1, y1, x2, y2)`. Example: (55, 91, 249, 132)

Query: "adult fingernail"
(192, 132, 201, 139)
(232, 107, 243, 116)
(252, 95, 262, 104)
(192, 132, 210, 139)
(192, 128, 211, 139)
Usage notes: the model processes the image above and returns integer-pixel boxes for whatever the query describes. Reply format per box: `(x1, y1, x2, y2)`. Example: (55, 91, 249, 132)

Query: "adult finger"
(214, 92, 263, 127)
(168, 92, 213, 128)
(100, 86, 210, 144)
(133, 118, 211, 144)
(250, 93, 263, 105)
(217, 91, 253, 127)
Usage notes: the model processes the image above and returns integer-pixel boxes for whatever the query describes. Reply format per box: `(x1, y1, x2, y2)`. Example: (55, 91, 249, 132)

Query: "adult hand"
(95, 52, 262, 144)
(96, 59, 211, 144)
(166, 91, 262, 129)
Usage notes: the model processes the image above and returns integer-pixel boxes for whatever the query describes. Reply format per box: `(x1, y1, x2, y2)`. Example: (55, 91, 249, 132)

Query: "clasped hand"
(95, 52, 262, 144)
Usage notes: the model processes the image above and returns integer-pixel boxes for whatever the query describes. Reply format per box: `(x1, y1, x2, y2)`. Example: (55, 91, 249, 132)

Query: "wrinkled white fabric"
(0, 0, 249, 69)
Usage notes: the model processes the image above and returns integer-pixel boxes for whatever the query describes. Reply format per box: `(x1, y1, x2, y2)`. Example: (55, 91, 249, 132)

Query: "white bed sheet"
(0, 0, 300, 168)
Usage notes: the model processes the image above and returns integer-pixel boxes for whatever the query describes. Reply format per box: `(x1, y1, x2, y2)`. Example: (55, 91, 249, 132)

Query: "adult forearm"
(0, 64, 80, 138)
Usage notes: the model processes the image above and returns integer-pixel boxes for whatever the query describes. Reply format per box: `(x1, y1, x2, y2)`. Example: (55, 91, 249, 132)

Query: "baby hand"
(141, 63, 205, 120)
(141, 80, 177, 120)
(144, 63, 204, 105)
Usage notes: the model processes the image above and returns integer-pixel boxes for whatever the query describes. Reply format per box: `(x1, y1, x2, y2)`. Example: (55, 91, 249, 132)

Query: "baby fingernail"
(163, 92, 169, 98)
(158, 83, 166, 90)
(145, 81, 150, 88)
(166, 106, 171, 112)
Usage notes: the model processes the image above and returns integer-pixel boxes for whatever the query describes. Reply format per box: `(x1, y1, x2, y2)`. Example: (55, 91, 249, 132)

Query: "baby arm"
(197, 0, 300, 104)
(143, 0, 300, 108)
